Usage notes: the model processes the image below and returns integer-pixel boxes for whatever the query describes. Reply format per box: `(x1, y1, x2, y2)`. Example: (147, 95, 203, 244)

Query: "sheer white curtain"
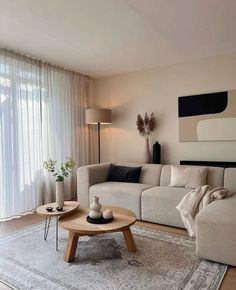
(0, 49, 94, 219)
(41, 64, 94, 203)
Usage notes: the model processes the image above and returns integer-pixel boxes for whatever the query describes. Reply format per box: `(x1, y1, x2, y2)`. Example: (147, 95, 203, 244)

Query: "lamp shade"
(86, 108, 112, 124)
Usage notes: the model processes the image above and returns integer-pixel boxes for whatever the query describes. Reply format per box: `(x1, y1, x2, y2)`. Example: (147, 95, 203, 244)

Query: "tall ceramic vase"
(56, 181, 64, 208)
(89, 196, 102, 219)
(143, 137, 151, 163)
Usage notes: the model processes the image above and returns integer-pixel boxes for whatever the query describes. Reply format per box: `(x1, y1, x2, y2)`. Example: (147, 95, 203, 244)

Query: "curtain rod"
(0, 46, 90, 78)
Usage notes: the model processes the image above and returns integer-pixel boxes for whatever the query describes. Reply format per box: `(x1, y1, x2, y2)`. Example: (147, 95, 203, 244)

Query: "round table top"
(59, 206, 136, 235)
(36, 201, 80, 217)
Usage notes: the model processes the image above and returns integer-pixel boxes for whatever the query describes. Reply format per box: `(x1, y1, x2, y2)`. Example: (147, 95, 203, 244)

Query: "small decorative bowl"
(56, 207, 63, 212)
(86, 216, 113, 224)
(46, 207, 53, 212)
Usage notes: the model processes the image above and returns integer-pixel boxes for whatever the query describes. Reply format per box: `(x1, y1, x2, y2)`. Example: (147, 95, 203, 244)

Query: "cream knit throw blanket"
(176, 185, 233, 237)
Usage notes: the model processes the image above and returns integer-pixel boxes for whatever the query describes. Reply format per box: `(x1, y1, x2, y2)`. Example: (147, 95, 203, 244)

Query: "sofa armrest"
(77, 163, 111, 207)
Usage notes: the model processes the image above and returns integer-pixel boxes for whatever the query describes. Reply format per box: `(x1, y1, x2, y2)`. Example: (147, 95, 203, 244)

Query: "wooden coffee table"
(59, 206, 137, 262)
(36, 201, 79, 251)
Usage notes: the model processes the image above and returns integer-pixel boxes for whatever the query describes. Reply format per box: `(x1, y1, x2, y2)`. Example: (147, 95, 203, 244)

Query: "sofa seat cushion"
(141, 186, 191, 228)
(89, 182, 152, 220)
(196, 194, 236, 266)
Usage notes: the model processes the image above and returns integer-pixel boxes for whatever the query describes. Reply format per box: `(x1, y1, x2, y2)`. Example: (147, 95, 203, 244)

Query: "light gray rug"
(0, 221, 227, 290)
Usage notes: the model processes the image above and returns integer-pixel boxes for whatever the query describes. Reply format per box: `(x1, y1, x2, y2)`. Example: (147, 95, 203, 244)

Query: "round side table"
(36, 201, 79, 251)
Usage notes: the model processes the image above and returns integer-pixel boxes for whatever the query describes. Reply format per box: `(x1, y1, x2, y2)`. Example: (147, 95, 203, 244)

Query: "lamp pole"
(97, 122, 101, 163)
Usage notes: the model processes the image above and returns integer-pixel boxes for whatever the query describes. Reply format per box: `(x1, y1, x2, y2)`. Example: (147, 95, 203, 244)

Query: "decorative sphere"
(103, 210, 113, 220)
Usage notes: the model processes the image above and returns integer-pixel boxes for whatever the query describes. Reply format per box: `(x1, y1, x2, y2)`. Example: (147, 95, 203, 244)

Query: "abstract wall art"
(178, 90, 236, 141)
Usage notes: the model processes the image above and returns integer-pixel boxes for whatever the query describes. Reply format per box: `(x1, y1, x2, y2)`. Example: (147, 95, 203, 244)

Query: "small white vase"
(89, 196, 102, 219)
(56, 181, 64, 208)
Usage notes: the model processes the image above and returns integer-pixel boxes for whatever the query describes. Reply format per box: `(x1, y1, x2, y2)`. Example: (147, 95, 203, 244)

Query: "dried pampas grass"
(136, 112, 156, 137)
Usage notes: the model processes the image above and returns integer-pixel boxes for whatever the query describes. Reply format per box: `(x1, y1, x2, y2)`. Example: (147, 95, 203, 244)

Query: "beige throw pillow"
(169, 165, 208, 189)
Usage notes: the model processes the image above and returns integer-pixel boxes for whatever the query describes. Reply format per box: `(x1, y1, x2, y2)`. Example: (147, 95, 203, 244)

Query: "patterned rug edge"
(216, 266, 228, 290)
(0, 221, 228, 290)
(0, 277, 16, 290)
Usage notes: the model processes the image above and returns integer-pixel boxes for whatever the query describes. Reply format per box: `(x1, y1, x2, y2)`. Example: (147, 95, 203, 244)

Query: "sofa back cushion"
(115, 163, 162, 186)
(139, 164, 162, 186)
(207, 167, 225, 187)
(160, 165, 224, 187)
(224, 168, 236, 193)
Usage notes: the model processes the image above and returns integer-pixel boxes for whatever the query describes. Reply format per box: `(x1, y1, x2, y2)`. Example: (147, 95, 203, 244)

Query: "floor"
(0, 214, 235, 290)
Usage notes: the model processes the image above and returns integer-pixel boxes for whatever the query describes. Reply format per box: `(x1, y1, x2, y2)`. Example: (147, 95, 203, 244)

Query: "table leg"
(64, 232, 79, 262)
(44, 217, 59, 251)
(122, 228, 136, 252)
(44, 217, 51, 240)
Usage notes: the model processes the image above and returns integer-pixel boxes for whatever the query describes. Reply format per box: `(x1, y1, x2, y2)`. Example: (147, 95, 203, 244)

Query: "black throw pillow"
(107, 164, 142, 183)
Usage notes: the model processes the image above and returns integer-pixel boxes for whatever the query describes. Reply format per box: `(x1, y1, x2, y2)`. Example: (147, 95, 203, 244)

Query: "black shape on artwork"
(178, 91, 228, 117)
(153, 141, 161, 164)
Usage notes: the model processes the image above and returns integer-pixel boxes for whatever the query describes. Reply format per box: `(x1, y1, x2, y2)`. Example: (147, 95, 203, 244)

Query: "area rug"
(0, 221, 227, 290)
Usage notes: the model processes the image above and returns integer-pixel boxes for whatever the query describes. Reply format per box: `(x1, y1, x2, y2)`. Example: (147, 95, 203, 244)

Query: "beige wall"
(94, 53, 236, 164)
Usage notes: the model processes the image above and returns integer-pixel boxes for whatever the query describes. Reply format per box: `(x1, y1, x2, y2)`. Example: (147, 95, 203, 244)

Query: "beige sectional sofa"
(77, 163, 236, 266)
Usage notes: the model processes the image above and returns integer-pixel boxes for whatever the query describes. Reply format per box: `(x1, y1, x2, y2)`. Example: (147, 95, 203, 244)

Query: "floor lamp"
(86, 108, 112, 163)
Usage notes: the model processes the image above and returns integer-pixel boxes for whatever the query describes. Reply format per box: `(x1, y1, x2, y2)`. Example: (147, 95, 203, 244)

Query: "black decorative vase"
(153, 141, 161, 164)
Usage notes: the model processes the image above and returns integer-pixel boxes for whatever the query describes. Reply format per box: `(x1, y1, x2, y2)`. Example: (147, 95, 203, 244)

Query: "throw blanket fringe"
(176, 185, 233, 237)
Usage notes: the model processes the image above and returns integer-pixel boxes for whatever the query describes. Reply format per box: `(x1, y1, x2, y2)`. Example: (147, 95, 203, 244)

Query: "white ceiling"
(0, 0, 236, 78)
